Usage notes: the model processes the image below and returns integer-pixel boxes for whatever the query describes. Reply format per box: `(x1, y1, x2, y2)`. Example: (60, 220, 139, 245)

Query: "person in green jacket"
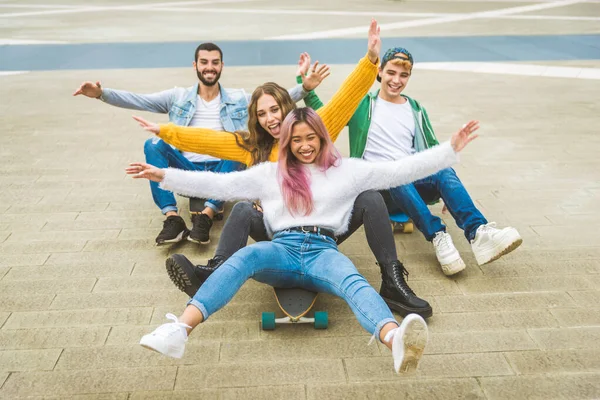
(302, 47, 522, 276)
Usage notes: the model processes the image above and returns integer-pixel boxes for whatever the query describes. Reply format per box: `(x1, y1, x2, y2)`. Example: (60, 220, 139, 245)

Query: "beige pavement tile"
(0, 213, 79, 224)
(0, 349, 62, 372)
(0, 241, 87, 254)
(6, 229, 120, 242)
(83, 239, 167, 253)
(428, 310, 559, 332)
(0, 367, 177, 397)
(4, 263, 133, 281)
(42, 394, 129, 400)
(551, 309, 600, 327)
(45, 251, 157, 266)
(531, 225, 600, 247)
(50, 291, 186, 310)
(56, 344, 219, 370)
(528, 327, 600, 350)
(176, 359, 345, 389)
(0, 294, 55, 312)
(434, 292, 576, 313)
(427, 331, 538, 354)
(0, 313, 9, 329)
(6, 203, 109, 214)
(457, 275, 594, 294)
(118, 228, 164, 240)
(505, 349, 600, 374)
(0, 278, 96, 296)
(3, 308, 153, 329)
(107, 322, 259, 346)
(43, 218, 151, 231)
(345, 352, 513, 381)
(130, 386, 305, 400)
(0, 267, 9, 280)
(0, 232, 10, 243)
(480, 373, 600, 400)
(93, 276, 176, 292)
(76, 210, 165, 220)
(568, 290, 600, 308)
(0, 373, 7, 389)
(0, 253, 49, 268)
(220, 336, 379, 362)
(307, 378, 485, 399)
(480, 259, 600, 277)
(0, 327, 110, 350)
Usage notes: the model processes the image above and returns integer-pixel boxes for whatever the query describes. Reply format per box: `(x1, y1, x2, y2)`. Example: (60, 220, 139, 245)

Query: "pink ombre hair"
(277, 107, 341, 216)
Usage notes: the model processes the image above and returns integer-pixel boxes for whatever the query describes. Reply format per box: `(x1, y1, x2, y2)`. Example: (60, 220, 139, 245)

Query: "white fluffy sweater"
(161, 141, 459, 237)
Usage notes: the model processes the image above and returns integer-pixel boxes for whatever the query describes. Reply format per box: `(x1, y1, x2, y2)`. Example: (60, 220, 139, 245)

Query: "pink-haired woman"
(126, 107, 479, 373)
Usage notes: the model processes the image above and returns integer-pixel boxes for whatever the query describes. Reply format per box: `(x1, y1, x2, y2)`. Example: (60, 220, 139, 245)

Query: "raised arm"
(353, 121, 479, 192)
(316, 19, 381, 142)
(132, 116, 252, 166)
(127, 162, 268, 201)
(73, 81, 174, 113)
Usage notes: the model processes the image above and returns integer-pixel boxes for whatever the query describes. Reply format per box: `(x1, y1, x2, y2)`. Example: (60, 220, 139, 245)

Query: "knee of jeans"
(231, 201, 255, 217)
(437, 168, 462, 186)
(354, 190, 385, 209)
(143, 137, 164, 155)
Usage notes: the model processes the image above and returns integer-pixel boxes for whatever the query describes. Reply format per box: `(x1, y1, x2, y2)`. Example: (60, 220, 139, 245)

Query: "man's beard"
(196, 69, 221, 87)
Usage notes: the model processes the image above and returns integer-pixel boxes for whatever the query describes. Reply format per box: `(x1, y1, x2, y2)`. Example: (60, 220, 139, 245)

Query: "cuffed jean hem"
(375, 318, 399, 343)
(187, 299, 209, 321)
(203, 201, 221, 213)
(161, 205, 178, 215)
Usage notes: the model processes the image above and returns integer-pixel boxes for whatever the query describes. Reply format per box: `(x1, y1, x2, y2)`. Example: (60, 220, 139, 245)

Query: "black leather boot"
(166, 254, 226, 297)
(378, 260, 433, 318)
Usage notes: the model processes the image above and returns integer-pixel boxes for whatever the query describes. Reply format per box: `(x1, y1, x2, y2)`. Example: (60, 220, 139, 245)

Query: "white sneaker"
(432, 231, 466, 275)
(139, 313, 190, 359)
(385, 313, 428, 374)
(471, 222, 523, 265)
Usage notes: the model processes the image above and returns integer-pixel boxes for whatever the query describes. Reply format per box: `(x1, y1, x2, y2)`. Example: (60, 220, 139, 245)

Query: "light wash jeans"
(143, 137, 243, 214)
(188, 231, 398, 341)
(384, 167, 488, 242)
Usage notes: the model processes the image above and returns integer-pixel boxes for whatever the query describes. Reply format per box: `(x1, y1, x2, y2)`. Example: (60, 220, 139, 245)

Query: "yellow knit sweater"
(157, 53, 378, 166)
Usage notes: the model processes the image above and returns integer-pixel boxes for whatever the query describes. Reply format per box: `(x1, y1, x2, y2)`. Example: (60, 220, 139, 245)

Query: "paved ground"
(1, 0, 599, 398)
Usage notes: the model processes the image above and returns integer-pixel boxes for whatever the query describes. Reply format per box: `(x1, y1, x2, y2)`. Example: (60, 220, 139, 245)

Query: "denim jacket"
(100, 83, 307, 132)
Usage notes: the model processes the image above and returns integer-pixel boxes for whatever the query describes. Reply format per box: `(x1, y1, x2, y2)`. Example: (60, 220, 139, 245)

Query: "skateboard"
(189, 198, 224, 220)
(390, 212, 414, 233)
(261, 287, 328, 330)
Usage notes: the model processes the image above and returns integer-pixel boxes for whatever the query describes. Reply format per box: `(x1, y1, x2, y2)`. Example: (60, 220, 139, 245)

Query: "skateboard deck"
(390, 212, 414, 233)
(261, 287, 328, 330)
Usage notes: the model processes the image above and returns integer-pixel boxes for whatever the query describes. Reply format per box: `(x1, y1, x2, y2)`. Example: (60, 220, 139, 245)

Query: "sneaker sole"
(400, 322, 427, 373)
(156, 230, 189, 246)
(441, 257, 466, 276)
(166, 257, 195, 297)
(382, 297, 433, 319)
(477, 237, 523, 266)
(186, 236, 210, 245)
(398, 318, 428, 374)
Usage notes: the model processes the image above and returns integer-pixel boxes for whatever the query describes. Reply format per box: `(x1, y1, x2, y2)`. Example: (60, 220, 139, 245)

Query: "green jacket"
(297, 77, 439, 158)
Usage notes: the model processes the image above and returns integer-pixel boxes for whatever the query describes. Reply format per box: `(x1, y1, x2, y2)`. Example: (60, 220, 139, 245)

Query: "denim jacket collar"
(186, 83, 235, 105)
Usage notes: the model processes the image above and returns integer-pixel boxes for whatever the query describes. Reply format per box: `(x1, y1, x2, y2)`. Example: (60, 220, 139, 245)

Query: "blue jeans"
(188, 231, 397, 341)
(384, 167, 487, 242)
(144, 137, 243, 214)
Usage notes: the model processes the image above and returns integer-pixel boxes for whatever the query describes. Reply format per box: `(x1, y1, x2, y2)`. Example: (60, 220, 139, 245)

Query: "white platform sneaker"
(471, 222, 523, 265)
(139, 313, 191, 359)
(432, 231, 466, 275)
(385, 313, 429, 374)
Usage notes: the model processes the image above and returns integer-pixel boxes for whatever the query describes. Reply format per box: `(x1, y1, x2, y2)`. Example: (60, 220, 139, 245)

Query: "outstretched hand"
(451, 120, 480, 152)
(132, 116, 160, 135)
(126, 162, 165, 182)
(367, 19, 381, 64)
(297, 52, 331, 92)
(73, 81, 103, 98)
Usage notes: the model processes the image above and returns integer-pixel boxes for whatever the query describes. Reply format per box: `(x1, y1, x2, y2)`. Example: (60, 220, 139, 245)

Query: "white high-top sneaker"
(432, 231, 466, 276)
(140, 313, 191, 359)
(385, 313, 428, 374)
(471, 222, 523, 265)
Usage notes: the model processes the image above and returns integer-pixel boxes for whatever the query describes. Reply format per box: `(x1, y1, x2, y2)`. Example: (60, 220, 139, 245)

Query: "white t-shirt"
(183, 94, 224, 163)
(362, 97, 416, 162)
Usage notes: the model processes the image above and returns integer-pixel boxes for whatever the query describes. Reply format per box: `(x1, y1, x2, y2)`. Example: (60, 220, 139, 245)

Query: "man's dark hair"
(194, 42, 223, 63)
